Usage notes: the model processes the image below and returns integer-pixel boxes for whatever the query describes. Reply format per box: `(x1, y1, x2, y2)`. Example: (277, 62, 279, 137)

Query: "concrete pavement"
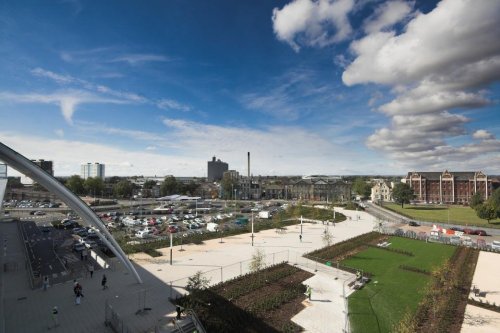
(1, 207, 376, 333)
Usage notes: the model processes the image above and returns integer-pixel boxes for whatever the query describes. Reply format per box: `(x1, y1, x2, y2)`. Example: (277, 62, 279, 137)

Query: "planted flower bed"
(177, 263, 313, 333)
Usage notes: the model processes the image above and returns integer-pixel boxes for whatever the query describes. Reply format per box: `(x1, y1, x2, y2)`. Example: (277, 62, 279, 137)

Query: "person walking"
(299, 234, 302, 242)
(73, 280, 78, 296)
(101, 274, 108, 290)
(50, 306, 59, 329)
(75, 288, 82, 305)
(42, 276, 49, 291)
(305, 285, 312, 301)
(89, 264, 94, 278)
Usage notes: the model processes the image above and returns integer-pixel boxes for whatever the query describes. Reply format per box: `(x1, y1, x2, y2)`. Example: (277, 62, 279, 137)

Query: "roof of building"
(406, 171, 488, 181)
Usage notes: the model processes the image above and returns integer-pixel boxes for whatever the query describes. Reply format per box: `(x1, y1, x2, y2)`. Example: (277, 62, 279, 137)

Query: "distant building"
(223, 170, 239, 180)
(81, 163, 105, 180)
(21, 159, 53, 185)
(207, 156, 228, 182)
(291, 178, 351, 202)
(371, 181, 393, 202)
(404, 170, 493, 204)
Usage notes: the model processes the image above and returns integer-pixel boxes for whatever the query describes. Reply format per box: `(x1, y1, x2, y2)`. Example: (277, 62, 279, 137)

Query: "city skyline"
(1, 0, 499, 177)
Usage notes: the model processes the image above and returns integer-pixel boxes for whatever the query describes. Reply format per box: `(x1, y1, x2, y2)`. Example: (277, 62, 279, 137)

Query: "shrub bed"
(406, 247, 479, 333)
(398, 265, 431, 275)
(306, 231, 385, 261)
(366, 244, 414, 256)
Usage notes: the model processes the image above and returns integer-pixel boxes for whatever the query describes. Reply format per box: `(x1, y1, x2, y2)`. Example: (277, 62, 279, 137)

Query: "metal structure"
(0, 141, 142, 284)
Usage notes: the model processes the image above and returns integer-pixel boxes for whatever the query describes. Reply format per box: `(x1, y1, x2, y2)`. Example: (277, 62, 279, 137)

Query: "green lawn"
(382, 202, 500, 228)
(343, 237, 455, 333)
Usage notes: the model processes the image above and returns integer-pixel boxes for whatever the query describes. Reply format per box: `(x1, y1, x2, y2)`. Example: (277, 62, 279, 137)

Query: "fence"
(381, 227, 500, 253)
(167, 249, 290, 299)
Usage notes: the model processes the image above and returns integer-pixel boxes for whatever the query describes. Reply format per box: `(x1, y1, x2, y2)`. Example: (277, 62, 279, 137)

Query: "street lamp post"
(169, 232, 173, 265)
(251, 211, 254, 246)
(300, 215, 303, 235)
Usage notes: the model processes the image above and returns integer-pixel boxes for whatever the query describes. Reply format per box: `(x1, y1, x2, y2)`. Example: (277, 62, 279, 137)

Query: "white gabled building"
(371, 181, 393, 202)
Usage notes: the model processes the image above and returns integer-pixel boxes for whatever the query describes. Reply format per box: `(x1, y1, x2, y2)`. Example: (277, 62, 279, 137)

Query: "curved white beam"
(0, 141, 142, 284)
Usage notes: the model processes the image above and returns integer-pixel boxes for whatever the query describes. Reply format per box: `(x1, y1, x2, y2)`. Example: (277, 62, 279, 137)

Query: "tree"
(322, 230, 334, 246)
(220, 174, 238, 199)
(113, 180, 134, 198)
(143, 180, 156, 189)
(65, 175, 84, 195)
(160, 176, 178, 196)
(352, 177, 371, 199)
(476, 202, 497, 224)
(469, 192, 484, 209)
(392, 183, 415, 208)
(186, 271, 210, 295)
(488, 188, 500, 218)
(83, 177, 104, 196)
(249, 248, 266, 272)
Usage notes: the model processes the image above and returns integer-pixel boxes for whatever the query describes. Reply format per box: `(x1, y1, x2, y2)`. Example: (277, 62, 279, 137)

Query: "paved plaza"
(0, 207, 375, 333)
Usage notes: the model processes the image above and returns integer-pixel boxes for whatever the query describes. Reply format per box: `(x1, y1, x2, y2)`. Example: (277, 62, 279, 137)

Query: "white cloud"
(0, 90, 126, 124)
(110, 54, 169, 65)
(472, 130, 494, 140)
(363, 0, 413, 33)
(343, 0, 500, 86)
(337, 0, 500, 170)
(157, 99, 191, 112)
(272, 0, 355, 52)
(31, 68, 75, 84)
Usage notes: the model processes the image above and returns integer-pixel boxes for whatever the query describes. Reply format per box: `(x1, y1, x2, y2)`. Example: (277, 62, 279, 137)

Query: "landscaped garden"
(304, 232, 478, 333)
(343, 237, 456, 333)
(176, 263, 313, 333)
(382, 202, 500, 227)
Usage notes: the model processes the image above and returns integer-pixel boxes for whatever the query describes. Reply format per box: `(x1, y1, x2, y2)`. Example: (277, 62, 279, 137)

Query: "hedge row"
(366, 244, 414, 256)
(398, 265, 430, 275)
(468, 298, 500, 313)
(306, 231, 384, 261)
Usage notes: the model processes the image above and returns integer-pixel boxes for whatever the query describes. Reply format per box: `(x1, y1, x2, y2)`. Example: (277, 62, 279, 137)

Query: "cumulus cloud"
(340, 0, 500, 169)
(272, 0, 355, 52)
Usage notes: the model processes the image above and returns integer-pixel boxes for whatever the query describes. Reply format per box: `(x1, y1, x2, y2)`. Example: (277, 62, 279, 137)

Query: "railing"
(186, 309, 207, 333)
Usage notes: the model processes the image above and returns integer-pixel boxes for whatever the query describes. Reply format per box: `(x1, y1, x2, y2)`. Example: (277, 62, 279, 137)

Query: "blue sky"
(1, 0, 499, 177)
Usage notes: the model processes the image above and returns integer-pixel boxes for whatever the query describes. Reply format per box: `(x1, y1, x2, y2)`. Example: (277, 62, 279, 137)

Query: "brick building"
(404, 170, 493, 204)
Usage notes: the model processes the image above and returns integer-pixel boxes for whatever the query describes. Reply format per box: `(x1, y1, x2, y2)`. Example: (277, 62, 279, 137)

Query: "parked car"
(72, 243, 86, 252)
(450, 236, 461, 245)
(473, 229, 487, 236)
(450, 227, 464, 232)
(34, 211, 46, 216)
(491, 240, 500, 251)
(463, 228, 474, 235)
(168, 225, 179, 233)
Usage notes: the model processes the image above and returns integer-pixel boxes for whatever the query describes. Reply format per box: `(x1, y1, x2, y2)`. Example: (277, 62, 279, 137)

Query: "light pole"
(251, 211, 254, 246)
(300, 215, 303, 235)
(169, 232, 173, 265)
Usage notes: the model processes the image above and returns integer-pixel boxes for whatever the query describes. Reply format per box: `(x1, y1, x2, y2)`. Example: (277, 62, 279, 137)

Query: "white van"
(207, 222, 219, 232)
(491, 240, 500, 251)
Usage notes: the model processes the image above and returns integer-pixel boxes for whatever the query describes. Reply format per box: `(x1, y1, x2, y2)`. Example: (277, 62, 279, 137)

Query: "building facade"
(404, 170, 493, 204)
(207, 156, 228, 182)
(371, 181, 393, 202)
(81, 163, 105, 180)
(21, 159, 54, 185)
(291, 178, 351, 202)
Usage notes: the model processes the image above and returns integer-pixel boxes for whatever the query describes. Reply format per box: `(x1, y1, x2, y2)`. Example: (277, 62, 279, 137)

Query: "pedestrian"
(102, 274, 108, 290)
(176, 305, 183, 320)
(82, 249, 88, 261)
(73, 280, 78, 296)
(299, 234, 302, 242)
(305, 285, 312, 300)
(42, 276, 49, 291)
(50, 306, 59, 328)
(89, 264, 94, 278)
(75, 289, 82, 305)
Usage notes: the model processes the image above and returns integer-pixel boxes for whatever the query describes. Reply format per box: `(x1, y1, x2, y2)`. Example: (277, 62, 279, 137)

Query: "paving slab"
(1, 207, 376, 333)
